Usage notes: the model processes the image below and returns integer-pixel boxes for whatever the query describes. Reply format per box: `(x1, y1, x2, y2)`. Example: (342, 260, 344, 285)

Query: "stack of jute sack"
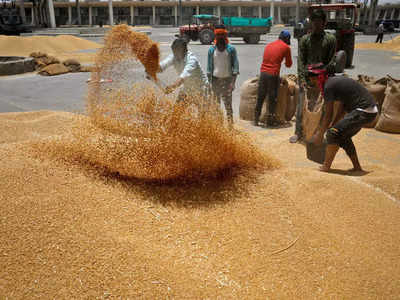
(357, 75, 400, 134)
(240, 73, 400, 135)
(239, 75, 298, 124)
(29, 52, 94, 76)
(300, 74, 400, 139)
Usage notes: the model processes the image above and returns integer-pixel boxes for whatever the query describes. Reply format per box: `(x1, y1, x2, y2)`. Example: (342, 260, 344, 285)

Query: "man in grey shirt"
(159, 38, 209, 102)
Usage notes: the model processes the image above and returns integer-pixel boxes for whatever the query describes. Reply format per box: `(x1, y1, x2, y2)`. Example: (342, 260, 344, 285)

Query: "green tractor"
(294, 2, 359, 72)
(177, 14, 272, 45)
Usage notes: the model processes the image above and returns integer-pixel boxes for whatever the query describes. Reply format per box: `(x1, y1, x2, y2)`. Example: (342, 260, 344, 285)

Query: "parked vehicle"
(0, 2, 31, 35)
(294, 2, 359, 72)
(177, 14, 272, 45)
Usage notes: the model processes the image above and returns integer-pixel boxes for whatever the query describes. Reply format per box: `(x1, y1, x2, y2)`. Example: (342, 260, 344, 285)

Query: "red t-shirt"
(260, 39, 292, 76)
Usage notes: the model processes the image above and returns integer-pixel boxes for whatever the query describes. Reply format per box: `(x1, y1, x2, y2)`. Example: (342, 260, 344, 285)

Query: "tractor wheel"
(335, 50, 347, 73)
(344, 32, 355, 68)
(199, 29, 214, 45)
(248, 35, 260, 44)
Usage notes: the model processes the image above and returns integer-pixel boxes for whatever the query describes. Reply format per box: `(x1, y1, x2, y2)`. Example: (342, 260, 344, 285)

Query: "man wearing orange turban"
(207, 26, 239, 124)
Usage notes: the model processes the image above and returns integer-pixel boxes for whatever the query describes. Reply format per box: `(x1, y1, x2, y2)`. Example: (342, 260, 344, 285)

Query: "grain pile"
(0, 35, 101, 64)
(30, 24, 278, 182)
(1, 26, 400, 299)
(356, 34, 400, 53)
(1, 111, 400, 298)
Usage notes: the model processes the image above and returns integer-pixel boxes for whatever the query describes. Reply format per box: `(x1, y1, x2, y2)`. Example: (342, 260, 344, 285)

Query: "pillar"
(31, 7, 35, 25)
(383, 9, 388, 20)
(174, 5, 178, 27)
(270, 0, 274, 25)
(258, 6, 262, 18)
(391, 8, 395, 20)
(108, 0, 114, 26)
(295, 0, 300, 25)
(47, 0, 56, 28)
(68, 6, 72, 25)
(130, 6, 134, 25)
(217, 6, 221, 18)
(277, 5, 281, 24)
(196, 6, 199, 15)
(152, 6, 156, 25)
(238, 6, 241, 17)
(89, 6, 92, 26)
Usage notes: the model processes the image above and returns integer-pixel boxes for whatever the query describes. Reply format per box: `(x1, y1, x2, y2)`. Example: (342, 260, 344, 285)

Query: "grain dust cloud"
(33, 25, 279, 182)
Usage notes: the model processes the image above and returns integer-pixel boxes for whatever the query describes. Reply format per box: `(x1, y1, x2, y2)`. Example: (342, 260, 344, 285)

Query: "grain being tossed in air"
(32, 25, 279, 182)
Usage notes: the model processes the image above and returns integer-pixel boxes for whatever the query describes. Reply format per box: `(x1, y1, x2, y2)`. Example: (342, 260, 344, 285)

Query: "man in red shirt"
(254, 30, 292, 127)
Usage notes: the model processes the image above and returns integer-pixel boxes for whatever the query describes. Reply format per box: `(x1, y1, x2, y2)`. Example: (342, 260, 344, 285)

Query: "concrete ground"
(0, 27, 399, 114)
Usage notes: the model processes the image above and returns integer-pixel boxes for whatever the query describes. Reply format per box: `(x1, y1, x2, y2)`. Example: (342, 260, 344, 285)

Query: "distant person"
(376, 22, 384, 44)
(207, 26, 239, 124)
(254, 30, 292, 127)
(159, 38, 209, 102)
(310, 73, 378, 173)
(289, 9, 336, 143)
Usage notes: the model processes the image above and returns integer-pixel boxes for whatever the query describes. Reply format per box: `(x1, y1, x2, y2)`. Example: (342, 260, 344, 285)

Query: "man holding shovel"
(158, 38, 209, 101)
(311, 73, 378, 172)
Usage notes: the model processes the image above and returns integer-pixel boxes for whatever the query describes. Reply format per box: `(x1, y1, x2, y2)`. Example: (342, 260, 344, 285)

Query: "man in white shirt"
(207, 26, 239, 124)
(159, 38, 209, 102)
(376, 22, 384, 44)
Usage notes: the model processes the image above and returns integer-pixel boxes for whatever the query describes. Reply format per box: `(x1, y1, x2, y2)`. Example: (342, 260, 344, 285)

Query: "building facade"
(21, 1, 400, 28)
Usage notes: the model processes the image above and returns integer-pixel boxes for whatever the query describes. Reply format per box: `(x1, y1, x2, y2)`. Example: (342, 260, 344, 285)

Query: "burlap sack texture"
(376, 79, 400, 133)
(239, 75, 294, 123)
(29, 52, 93, 75)
(38, 63, 69, 76)
(357, 75, 387, 128)
(301, 86, 324, 141)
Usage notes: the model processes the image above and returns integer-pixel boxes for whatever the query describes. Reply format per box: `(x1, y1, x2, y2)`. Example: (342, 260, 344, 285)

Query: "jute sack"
(363, 84, 386, 128)
(239, 76, 290, 122)
(239, 77, 259, 121)
(285, 78, 298, 121)
(302, 86, 324, 141)
(38, 63, 69, 76)
(376, 80, 400, 133)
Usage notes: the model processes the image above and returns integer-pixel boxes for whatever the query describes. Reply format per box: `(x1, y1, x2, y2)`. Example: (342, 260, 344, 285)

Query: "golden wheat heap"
(36, 25, 278, 182)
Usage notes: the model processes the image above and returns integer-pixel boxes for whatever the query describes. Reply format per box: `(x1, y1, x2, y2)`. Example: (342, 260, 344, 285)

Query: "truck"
(0, 1, 31, 35)
(177, 14, 272, 45)
(294, 2, 359, 72)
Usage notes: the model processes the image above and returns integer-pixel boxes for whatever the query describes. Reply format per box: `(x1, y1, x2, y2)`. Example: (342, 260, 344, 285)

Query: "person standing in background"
(207, 26, 239, 124)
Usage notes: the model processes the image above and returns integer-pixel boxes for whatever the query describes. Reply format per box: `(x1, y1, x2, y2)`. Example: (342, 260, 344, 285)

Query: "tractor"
(0, 1, 31, 35)
(294, 2, 360, 72)
(177, 14, 272, 45)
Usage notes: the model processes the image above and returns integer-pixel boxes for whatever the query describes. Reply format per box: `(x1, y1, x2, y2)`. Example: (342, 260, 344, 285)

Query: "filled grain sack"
(285, 76, 298, 122)
(301, 86, 323, 141)
(376, 80, 400, 133)
(239, 76, 291, 123)
(357, 75, 387, 128)
(239, 77, 259, 121)
(38, 63, 69, 76)
(63, 58, 81, 72)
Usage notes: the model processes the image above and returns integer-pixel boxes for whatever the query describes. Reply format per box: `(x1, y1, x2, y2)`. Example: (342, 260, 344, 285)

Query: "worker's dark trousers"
(294, 85, 321, 137)
(211, 76, 234, 123)
(375, 33, 384, 43)
(327, 109, 377, 156)
(254, 72, 279, 122)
